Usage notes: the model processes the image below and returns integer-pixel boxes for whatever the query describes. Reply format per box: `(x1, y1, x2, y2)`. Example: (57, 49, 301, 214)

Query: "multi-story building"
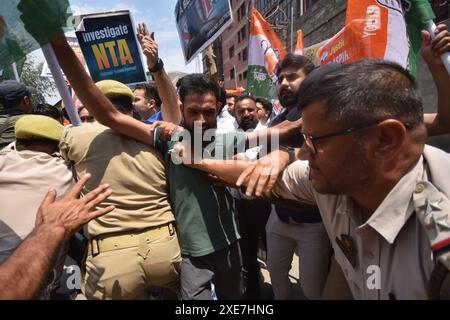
(203, 0, 449, 117)
(215, 0, 251, 90)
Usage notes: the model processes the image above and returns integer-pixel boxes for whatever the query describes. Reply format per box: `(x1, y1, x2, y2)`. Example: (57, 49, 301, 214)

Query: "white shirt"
(271, 146, 450, 299)
(217, 106, 238, 133)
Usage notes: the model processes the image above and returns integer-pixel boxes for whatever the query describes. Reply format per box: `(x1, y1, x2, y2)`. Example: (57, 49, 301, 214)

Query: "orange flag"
(294, 30, 304, 55)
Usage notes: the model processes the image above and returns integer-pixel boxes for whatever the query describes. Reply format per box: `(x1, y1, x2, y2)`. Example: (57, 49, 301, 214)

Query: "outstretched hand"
(35, 174, 114, 240)
(236, 149, 290, 197)
(137, 22, 158, 69)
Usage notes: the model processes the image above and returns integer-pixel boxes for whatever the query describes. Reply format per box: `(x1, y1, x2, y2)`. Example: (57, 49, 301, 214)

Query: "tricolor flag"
(403, 0, 436, 76)
(247, 9, 287, 100)
(295, 30, 304, 55)
(316, 0, 436, 77)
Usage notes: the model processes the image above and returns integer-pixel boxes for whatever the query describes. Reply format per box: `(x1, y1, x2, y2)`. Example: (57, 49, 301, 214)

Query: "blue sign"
(75, 11, 146, 85)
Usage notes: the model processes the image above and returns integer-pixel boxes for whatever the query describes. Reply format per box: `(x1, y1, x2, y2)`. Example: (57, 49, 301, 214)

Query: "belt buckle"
(91, 239, 100, 257)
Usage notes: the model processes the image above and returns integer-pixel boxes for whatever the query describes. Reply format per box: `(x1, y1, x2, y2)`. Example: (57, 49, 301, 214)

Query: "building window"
(243, 71, 247, 80)
(240, 4, 246, 20)
(242, 47, 248, 61)
(239, 73, 242, 82)
(238, 52, 242, 61)
(238, 26, 246, 43)
(229, 46, 234, 59)
(230, 68, 235, 80)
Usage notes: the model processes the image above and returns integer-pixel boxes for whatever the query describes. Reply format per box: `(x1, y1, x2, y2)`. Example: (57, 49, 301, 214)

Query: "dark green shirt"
(155, 128, 247, 257)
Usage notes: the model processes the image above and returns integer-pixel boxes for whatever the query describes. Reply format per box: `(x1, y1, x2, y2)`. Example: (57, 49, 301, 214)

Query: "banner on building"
(303, 39, 328, 65)
(247, 9, 287, 100)
(175, 0, 233, 64)
(0, 0, 71, 70)
(75, 10, 147, 85)
(316, 0, 436, 77)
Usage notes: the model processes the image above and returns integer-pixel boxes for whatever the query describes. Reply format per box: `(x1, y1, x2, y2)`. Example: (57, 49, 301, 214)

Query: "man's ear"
(148, 99, 156, 108)
(21, 95, 33, 112)
(372, 120, 407, 160)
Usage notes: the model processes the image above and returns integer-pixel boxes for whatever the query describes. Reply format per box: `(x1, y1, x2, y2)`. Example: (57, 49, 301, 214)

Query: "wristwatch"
(149, 58, 164, 73)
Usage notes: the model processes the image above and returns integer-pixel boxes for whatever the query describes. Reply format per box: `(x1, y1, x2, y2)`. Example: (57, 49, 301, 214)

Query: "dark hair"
(226, 94, 237, 100)
(255, 97, 273, 114)
(16, 138, 59, 150)
(134, 83, 162, 108)
(178, 74, 220, 103)
(235, 94, 256, 105)
(218, 87, 227, 109)
(31, 103, 63, 123)
(297, 59, 423, 126)
(107, 95, 134, 114)
(275, 53, 315, 77)
(176, 77, 185, 91)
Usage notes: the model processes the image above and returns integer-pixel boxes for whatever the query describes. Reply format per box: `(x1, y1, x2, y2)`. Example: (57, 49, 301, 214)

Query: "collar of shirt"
(335, 156, 424, 244)
(219, 106, 232, 118)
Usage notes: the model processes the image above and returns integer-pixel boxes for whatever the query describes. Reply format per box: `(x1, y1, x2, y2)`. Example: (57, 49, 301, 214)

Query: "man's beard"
(279, 91, 296, 109)
(239, 118, 258, 131)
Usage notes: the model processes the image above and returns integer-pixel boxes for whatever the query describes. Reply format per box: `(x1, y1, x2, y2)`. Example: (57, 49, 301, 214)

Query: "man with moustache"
(232, 96, 272, 299)
(266, 54, 332, 300)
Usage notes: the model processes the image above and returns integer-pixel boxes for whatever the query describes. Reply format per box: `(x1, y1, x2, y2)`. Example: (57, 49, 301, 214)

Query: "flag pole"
(12, 63, 20, 81)
(41, 43, 81, 126)
(427, 21, 450, 75)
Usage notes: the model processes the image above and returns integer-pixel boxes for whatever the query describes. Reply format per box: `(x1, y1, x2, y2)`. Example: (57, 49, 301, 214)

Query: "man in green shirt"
(26, 32, 244, 299)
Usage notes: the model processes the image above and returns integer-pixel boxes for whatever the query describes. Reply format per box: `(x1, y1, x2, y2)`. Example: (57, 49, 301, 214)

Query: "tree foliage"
(19, 56, 56, 105)
(1, 55, 56, 105)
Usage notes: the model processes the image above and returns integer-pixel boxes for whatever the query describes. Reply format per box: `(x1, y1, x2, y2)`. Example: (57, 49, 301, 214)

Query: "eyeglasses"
(301, 122, 414, 155)
(80, 116, 95, 123)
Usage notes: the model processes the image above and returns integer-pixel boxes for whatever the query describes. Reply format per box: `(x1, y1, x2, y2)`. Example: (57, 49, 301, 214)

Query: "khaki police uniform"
(0, 144, 74, 298)
(272, 145, 450, 299)
(60, 123, 181, 300)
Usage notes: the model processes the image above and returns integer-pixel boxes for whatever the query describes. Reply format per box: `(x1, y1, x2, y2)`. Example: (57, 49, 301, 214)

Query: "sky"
(69, 0, 199, 73)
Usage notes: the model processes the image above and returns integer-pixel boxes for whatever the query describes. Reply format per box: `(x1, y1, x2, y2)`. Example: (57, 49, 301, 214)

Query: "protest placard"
(175, 0, 233, 64)
(76, 10, 146, 84)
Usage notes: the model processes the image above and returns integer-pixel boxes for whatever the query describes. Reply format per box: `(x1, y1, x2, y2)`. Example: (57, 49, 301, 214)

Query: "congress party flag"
(247, 9, 287, 100)
(295, 30, 304, 55)
(75, 10, 147, 85)
(403, 0, 436, 76)
(316, 0, 438, 77)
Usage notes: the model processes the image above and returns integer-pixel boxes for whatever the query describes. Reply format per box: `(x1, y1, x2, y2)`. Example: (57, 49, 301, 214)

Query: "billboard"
(75, 10, 147, 85)
(175, 0, 233, 64)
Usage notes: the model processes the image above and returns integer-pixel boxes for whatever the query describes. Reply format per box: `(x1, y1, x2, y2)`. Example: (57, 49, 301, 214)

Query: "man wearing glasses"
(193, 54, 450, 299)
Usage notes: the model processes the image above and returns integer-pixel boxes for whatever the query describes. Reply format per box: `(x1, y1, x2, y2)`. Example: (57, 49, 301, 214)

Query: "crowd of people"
(0, 3, 450, 300)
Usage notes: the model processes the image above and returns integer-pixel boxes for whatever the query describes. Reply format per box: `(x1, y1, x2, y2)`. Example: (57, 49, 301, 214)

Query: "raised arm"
(137, 23, 182, 125)
(422, 24, 450, 136)
(19, 0, 159, 145)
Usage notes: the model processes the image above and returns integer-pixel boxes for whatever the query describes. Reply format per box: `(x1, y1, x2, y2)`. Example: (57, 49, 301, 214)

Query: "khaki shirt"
(272, 146, 450, 299)
(0, 146, 74, 263)
(60, 123, 175, 239)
